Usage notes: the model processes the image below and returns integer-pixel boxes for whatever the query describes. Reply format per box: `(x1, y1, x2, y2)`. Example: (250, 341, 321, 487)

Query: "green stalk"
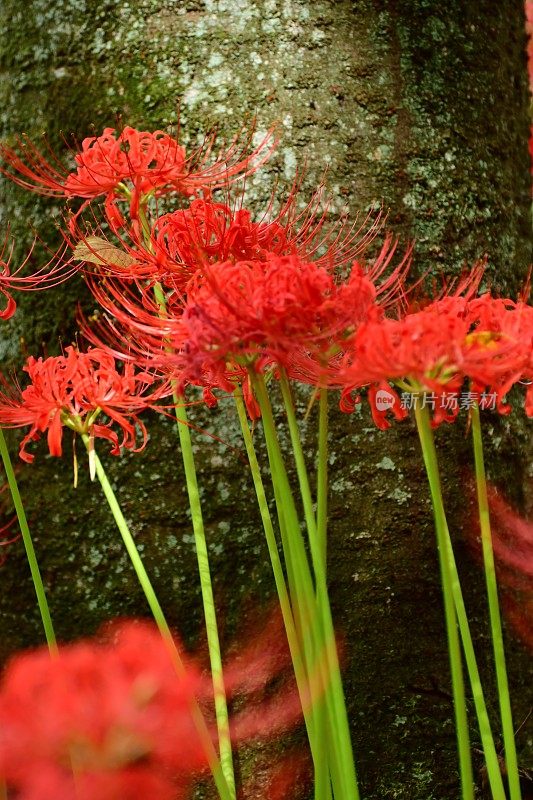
(81, 434, 232, 800)
(413, 404, 477, 800)
(0, 428, 56, 653)
(233, 387, 307, 703)
(233, 387, 331, 800)
(278, 374, 359, 799)
(172, 398, 236, 800)
(252, 372, 359, 800)
(279, 373, 319, 561)
(252, 376, 336, 799)
(247, 380, 324, 695)
(413, 405, 506, 797)
(471, 404, 521, 800)
(317, 388, 329, 573)
(248, 378, 321, 681)
(444, 520, 507, 799)
(152, 280, 236, 800)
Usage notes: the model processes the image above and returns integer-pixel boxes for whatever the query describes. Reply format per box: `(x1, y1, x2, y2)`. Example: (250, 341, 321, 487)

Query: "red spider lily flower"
(336, 279, 533, 428)
(0, 346, 166, 465)
(145, 199, 409, 295)
(147, 198, 292, 288)
(69, 186, 399, 299)
(0, 617, 306, 800)
(147, 190, 388, 277)
(337, 300, 471, 428)
(166, 254, 378, 395)
(0, 622, 207, 800)
(0, 235, 78, 321)
(464, 294, 533, 415)
(0, 124, 276, 213)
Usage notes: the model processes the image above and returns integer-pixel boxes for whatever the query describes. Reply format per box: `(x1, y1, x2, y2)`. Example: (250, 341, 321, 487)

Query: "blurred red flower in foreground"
(0, 618, 306, 800)
(0, 622, 203, 800)
(0, 346, 165, 464)
(468, 485, 533, 650)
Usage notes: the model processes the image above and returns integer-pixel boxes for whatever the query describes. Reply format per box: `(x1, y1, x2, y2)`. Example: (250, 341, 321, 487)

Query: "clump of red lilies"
(0, 117, 531, 800)
(2, 118, 531, 429)
(0, 346, 165, 466)
(337, 286, 533, 428)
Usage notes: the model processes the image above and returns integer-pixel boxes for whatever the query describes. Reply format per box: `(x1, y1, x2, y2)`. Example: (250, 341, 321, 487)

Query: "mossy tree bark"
(0, 1, 531, 798)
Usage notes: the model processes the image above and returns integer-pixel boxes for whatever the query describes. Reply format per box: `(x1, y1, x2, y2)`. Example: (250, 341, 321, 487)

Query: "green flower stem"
(0, 428, 57, 653)
(279, 372, 320, 563)
(471, 404, 521, 800)
(81, 435, 232, 800)
(233, 387, 331, 800)
(414, 406, 506, 798)
(252, 372, 359, 800)
(172, 398, 236, 800)
(444, 517, 507, 799)
(251, 386, 326, 713)
(249, 379, 321, 681)
(137, 203, 153, 243)
(233, 388, 307, 699)
(414, 404, 477, 800)
(277, 374, 359, 800)
(251, 376, 336, 800)
(317, 388, 329, 573)
(151, 281, 236, 800)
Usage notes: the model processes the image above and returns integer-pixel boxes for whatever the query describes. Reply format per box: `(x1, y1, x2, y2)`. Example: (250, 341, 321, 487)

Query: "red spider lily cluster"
(0, 346, 165, 464)
(0, 124, 276, 226)
(337, 287, 533, 428)
(0, 120, 531, 456)
(0, 619, 304, 800)
(0, 112, 531, 800)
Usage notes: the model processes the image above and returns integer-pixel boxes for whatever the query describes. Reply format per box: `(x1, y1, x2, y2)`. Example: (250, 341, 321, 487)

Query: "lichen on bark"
(0, 1, 531, 798)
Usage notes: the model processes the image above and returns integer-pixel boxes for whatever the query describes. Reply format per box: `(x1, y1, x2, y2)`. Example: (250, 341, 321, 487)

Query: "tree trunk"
(0, 1, 531, 798)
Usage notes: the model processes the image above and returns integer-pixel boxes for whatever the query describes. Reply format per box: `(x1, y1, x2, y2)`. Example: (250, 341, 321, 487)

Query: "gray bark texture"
(0, 1, 532, 798)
